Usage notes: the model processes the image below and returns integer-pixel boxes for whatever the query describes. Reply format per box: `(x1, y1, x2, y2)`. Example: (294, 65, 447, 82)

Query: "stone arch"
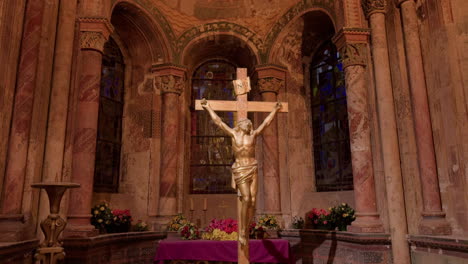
(267, 9, 336, 66)
(181, 33, 260, 75)
(110, 0, 174, 62)
(177, 23, 263, 64)
(264, 4, 338, 63)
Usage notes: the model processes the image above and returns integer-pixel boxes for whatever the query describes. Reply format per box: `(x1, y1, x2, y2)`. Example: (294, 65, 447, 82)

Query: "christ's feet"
(239, 233, 247, 245)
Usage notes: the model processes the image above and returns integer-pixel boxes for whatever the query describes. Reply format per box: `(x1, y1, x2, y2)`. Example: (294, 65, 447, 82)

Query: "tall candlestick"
(190, 198, 194, 211)
(203, 198, 207, 211)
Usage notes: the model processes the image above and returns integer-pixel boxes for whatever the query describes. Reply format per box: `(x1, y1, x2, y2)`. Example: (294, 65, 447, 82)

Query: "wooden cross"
(195, 68, 288, 119)
(195, 68, 288, 264)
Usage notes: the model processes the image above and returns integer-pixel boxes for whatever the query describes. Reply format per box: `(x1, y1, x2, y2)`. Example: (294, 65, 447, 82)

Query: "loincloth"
(231, 162, 258, 191)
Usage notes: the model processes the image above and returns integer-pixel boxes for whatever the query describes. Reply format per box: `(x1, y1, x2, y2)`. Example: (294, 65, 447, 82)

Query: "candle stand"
(31, 182, 80, 264)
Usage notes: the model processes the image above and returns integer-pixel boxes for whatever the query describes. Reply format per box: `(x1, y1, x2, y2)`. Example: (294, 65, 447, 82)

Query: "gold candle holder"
(31, 182, 80, 264)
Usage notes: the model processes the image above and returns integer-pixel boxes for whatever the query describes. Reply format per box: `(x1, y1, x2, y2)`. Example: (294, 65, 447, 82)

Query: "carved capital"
(257, 77, 284, 94)
(154, 74, 185, 95)
(80, 31, 107, 52)
(151, 64, 187, 95)
(340, 43, 368, 68)
(78, 17, 113, 52)
(362, 0, 387, 18)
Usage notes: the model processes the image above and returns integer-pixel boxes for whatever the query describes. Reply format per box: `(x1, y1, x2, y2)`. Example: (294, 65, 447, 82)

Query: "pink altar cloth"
(154, 239, 293, 264)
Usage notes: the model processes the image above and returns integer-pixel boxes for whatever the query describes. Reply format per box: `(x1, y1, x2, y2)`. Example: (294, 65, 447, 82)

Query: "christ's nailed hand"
(275, 101, 282, 110)
(201, 98, 208, 108)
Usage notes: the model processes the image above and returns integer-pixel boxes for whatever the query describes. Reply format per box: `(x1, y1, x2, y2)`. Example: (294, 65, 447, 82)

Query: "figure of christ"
(201, 98, 282, 245)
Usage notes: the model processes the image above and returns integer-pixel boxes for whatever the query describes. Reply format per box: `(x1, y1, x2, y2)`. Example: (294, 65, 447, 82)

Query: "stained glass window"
(311, 41, 353, 192)
(190, 61, 237, 194)
(94, 37, 124, 193)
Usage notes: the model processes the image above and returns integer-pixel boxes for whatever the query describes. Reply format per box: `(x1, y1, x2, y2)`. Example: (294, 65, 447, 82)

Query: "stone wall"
(63, 231, 164, 264)
(281, 229, 392, 264)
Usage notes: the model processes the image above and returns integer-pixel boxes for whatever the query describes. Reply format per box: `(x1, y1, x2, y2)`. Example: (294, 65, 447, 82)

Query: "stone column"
(153, 64, 186, 218)
(0, 0, 45, 241)
(65, 18, 112, 237)
(42, 0, 78, 181)
(333, 29, 384, 233)
(255, 65, 285, 216)
(396, 0, 451, 235)
(362, 1, 410, 263)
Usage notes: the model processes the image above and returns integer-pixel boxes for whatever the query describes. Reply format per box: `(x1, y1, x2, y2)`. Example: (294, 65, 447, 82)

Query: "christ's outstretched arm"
(201, 98, 235, 136)
(253, 102, 281, 136)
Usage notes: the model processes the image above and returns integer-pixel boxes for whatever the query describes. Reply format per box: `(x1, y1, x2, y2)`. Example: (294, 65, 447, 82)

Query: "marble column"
(362, 1, 410, 263)
(0, 0, 45, 241)
(154, 64, 186, 218)
(65, 18, 112, 237)
(396, 0, 451, 235)
(255, 65, 285, 216)
(333, 29, 384, 233)
(42, 0, 78, 181)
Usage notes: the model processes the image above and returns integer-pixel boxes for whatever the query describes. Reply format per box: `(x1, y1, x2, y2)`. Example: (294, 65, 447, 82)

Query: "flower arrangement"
(167, 214, 188, 231)
(179, 222, 201, 240)
(329, 203, 355, 231)
(90, 202, 133, 233)
(133, 220, 149, 232)
(307, 208, 334, 230)
(257, 214, 280, 230)
(91, 202, 113, 233)
(111, 209, 132, 233)
(307, 204, 356, 231)
(291, 216, 305, 229)
(202, 218, 238, 241)
(249, 222, 265, 239)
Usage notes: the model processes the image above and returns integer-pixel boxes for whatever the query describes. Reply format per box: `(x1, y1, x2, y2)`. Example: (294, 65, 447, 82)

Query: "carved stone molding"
(78, 17, 113, 37)
(362, 0, 387, 18)
(257, 77, 284, 94)
(151, 64, 187, 95)
(340, 43, 368, 68)
(80, 32, 107, 52)
(394, 0, 414, 7)
(255, 64, 287, 80)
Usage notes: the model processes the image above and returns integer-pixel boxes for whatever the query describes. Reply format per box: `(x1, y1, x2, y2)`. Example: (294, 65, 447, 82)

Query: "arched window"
(94, 37, 125, 193)
(311, 41, 353, 192)
(190, 60, 237, 194)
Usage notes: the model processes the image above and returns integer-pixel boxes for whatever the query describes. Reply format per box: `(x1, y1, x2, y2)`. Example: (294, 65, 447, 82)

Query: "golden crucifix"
(195, 68, 288, 264)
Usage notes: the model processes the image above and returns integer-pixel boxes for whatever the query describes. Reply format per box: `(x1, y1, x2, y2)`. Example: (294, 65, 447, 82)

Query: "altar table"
(154, 239, 293, 264)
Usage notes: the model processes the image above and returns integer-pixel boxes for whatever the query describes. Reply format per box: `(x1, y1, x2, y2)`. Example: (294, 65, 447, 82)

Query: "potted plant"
(330, 203, 356, 231)
(166, 214, 188, 239)
(257, 215, 281, 238)
(291, 216, 305, 229)
(90, 202, 113, 234)
(307, 208, 335, 230)
(111, 209, 132, 233)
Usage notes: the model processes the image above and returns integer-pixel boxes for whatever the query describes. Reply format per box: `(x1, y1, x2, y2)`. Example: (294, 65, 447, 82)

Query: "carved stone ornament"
(362, 0, 387, 18)
(155, 74, 185, 95)
(258, 77, 284, 94)
(340, 43, 368, 68)
(233, 77, 251, 96)
(80, 31, 107, 52)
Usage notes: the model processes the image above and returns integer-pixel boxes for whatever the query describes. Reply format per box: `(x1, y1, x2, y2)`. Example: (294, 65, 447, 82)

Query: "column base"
(0, 214, 26, 242)
(418, 212, 451, 235)
(348, 214, 384, 233)
(63, 224, 98, 238)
